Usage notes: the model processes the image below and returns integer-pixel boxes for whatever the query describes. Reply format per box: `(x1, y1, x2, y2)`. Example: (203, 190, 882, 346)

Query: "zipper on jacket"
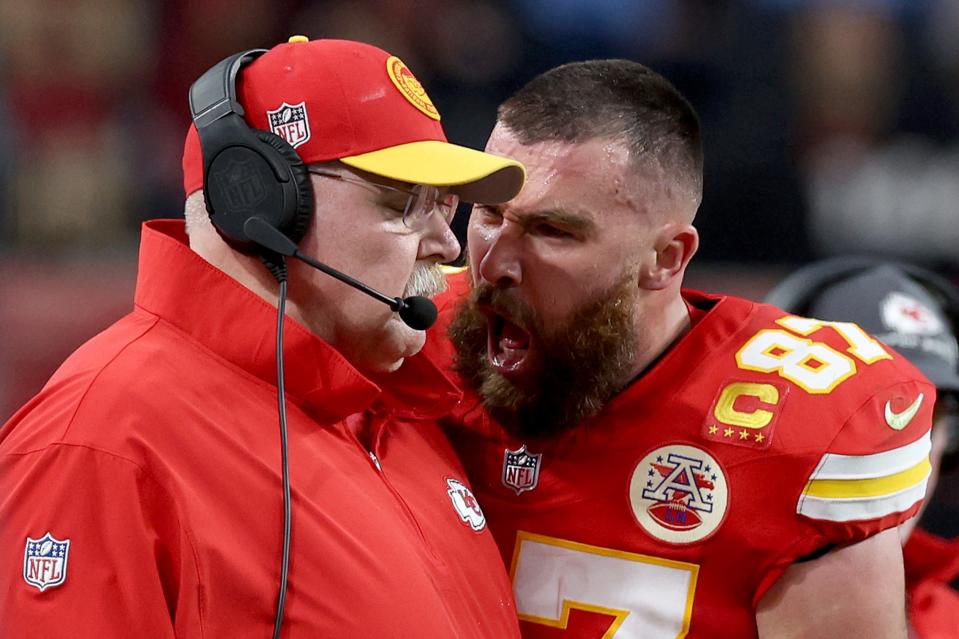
(368, 450, 382, 472)
(349, 414, 444, 564)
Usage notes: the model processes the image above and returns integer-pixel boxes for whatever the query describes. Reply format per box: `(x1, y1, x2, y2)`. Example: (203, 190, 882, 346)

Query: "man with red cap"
(0, 37, 525, 637)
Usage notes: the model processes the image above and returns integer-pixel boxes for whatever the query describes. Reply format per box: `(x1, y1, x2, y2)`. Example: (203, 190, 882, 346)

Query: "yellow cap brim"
(340, 140, 526, 204)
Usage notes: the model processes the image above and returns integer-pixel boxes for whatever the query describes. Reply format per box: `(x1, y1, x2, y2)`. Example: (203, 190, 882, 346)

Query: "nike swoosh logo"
(884, 393, 924, 431)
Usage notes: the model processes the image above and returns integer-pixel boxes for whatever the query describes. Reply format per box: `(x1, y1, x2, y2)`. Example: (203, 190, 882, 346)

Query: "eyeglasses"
(307, 168, 459, 230)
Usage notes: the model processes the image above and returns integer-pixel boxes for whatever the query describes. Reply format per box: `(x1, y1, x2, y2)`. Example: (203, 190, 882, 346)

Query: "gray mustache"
(403, 263, 448, 299)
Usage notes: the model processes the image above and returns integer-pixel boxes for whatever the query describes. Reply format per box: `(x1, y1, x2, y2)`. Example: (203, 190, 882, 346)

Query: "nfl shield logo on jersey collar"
(502, 444, 542, 495)
(23, 532, 71, 592)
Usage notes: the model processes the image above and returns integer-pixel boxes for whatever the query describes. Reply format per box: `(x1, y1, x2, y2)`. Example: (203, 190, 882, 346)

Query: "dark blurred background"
(2, 0, 957, 457)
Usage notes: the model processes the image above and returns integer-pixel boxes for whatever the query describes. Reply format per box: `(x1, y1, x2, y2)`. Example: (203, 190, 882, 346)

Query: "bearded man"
(427, 59, 935, 639)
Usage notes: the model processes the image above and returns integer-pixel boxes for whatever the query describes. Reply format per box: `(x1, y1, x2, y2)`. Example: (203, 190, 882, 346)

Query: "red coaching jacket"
(0, 221, 519, 638)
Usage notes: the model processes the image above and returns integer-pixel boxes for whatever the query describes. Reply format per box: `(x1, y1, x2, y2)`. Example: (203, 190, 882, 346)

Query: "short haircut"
(498, 60, 703, 207)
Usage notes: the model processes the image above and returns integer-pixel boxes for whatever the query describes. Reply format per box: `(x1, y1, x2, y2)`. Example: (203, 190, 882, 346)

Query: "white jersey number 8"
(735, 317, 891, 394)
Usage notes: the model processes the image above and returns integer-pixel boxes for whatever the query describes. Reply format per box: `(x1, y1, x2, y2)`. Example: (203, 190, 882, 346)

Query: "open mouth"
(485, 309, 534, 379)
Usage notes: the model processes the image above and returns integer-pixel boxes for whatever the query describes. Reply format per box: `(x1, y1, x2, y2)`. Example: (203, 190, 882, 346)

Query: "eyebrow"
(514, 208, 597, 235)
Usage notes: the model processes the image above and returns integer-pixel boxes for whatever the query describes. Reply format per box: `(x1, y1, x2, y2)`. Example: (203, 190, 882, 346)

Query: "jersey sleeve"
(1, 443, 188, 638)
(796, 377, 935, 545)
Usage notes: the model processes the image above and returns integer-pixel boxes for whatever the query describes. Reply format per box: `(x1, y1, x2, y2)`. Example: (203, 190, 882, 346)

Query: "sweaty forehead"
(485, 127, 638, 214)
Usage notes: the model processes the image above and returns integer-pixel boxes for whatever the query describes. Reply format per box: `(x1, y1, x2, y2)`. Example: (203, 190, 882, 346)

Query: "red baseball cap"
(183, 36, 525, 203)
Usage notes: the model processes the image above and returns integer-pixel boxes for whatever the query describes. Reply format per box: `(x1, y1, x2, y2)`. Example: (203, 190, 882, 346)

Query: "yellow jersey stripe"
(797, 479, 927, 522)
(802, 458, 931, 499)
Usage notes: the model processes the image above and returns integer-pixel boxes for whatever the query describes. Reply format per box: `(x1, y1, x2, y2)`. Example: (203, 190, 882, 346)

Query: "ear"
(639, 223, 699, 290)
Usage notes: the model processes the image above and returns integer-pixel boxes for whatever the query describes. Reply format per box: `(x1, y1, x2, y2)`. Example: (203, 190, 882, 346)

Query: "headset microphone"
(396, 296, 438, 332)
(243, 217, 438, 330)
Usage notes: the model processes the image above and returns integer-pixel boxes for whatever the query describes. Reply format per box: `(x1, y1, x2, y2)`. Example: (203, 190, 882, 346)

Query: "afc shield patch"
(23, 532, 71, 592)
(502, 444, 542, 495)
(267, 102, 311, 148)
(629, 444, 729, 544)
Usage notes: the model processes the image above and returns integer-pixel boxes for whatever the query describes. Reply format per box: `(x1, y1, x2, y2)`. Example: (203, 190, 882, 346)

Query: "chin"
(352, 350, 404, 375)
(393, 319, 426, 353)
(376, 357, 406, 374)
(361, 322, 425, 374)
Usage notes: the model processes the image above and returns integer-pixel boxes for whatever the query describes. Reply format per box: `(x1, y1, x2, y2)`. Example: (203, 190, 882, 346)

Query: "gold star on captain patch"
(723, 427, 734, 438)
(708, 425, 719, 435)
(755, 432, 765, 443)
(739, 430, 750, 440)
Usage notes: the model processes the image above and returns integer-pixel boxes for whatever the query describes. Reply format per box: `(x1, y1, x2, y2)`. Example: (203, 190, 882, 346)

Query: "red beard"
(449, 278, 639, 437)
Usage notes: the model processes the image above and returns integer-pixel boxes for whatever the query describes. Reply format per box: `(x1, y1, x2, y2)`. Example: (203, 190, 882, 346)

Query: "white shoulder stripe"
(809, 431, 931, 481)
(797, 479, 928, 522)
(797, 431, 932, 523)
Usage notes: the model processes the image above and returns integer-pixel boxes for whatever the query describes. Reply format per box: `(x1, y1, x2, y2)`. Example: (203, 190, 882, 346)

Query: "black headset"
(188, 49, 314, 251)
(189, 50, 312, 639)
(764, 256, 959, 326)
(186, 50, 445, 637)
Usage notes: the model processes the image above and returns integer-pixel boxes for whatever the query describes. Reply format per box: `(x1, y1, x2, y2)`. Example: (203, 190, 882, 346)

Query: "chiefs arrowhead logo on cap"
(386, 56, 440, 121)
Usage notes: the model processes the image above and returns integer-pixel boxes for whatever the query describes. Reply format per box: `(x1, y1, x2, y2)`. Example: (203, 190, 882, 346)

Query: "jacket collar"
(134, 220, 459, 423)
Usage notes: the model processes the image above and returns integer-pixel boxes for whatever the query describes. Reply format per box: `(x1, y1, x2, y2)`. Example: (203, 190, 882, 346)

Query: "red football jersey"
(433, 274, 935, 638)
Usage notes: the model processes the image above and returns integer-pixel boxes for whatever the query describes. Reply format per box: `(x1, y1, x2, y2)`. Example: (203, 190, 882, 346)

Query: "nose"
(477, 225, 522, 289)
(420, 219, 462, 264)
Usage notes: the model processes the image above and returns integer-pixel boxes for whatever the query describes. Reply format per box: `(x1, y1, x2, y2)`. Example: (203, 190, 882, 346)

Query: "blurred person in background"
(766, 258, 959, 639)
(427, 59, 934, 638)
(0, 36, 527, 637)
(14, 0, 959, 422)
(0, 0, 152, 246)
(789, 2, 959, 267)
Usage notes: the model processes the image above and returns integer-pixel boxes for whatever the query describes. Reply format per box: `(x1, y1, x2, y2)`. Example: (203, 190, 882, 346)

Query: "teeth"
(492, 343, 528, 372)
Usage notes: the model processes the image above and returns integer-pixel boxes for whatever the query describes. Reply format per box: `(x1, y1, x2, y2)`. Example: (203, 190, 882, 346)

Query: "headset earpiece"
(189, 50, 314, 251)
(251, 130, 314, 245)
